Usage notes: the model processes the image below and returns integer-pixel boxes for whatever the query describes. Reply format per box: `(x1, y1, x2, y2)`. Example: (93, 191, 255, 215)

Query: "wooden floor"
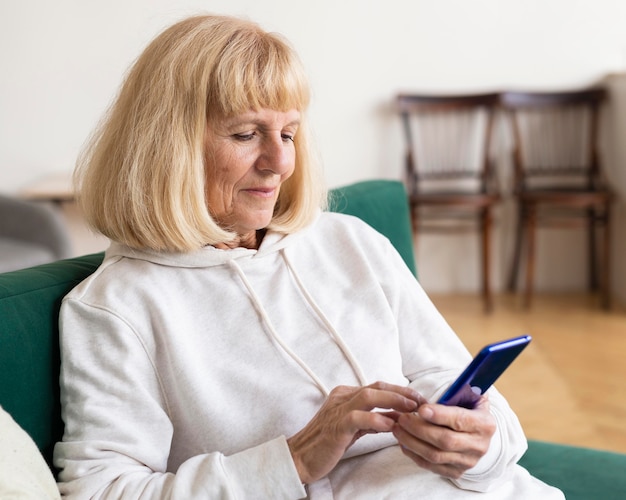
(429, 292, 626, 454)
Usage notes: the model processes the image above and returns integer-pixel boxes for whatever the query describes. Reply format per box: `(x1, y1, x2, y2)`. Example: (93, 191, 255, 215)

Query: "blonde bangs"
(208, 29, 310, 120)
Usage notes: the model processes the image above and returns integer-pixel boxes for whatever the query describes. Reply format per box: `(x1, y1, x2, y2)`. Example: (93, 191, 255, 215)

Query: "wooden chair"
(397, 93, 501, 312)
(500, 88, 612, 309)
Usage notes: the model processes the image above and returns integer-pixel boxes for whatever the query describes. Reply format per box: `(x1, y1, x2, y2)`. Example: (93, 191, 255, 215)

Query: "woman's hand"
(287, 382, 425, 484)
(392, 396, 497, 479)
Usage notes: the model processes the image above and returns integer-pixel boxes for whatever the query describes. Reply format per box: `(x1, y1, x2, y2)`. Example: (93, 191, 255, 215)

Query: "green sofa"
(1, 179, 625, 499)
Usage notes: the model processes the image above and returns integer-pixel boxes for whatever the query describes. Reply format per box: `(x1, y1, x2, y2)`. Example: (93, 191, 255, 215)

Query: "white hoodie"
(54, 212, 563, 499)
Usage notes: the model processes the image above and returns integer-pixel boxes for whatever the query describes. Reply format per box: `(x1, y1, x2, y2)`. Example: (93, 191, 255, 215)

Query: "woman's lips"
(243, 186, 276, 198)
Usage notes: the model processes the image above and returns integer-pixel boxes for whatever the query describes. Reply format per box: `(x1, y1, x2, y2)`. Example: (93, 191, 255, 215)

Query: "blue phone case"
(437, 335, 532, 409)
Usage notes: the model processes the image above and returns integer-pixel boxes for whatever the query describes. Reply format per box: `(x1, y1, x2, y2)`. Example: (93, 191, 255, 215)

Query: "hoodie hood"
(104, 216, 313, 269)
(101, 211, 367, 397)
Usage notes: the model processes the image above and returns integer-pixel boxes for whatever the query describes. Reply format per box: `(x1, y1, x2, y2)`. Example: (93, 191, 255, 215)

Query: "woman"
(54, 14, 563, 499)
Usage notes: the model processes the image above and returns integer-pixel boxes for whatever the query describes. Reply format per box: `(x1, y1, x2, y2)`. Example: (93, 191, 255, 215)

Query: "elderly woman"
(54, 14, 562, 499)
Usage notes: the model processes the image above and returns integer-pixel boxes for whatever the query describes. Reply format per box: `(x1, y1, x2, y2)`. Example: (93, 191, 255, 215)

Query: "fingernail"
(420, 406, 434, 420)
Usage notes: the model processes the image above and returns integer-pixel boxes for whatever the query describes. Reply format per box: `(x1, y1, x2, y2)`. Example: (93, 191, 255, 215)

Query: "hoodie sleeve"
(377, 236, 528, 492)
(54, 298, 305, 500)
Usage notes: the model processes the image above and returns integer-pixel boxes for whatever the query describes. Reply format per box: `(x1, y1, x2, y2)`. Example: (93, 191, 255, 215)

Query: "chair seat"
(519, 188, 611, 207)
(0, 238, 56, 273)
(410, 191, 499, 208)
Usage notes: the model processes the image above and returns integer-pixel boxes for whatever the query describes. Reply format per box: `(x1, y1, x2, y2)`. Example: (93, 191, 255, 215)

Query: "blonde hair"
(75, 14, 326, 251)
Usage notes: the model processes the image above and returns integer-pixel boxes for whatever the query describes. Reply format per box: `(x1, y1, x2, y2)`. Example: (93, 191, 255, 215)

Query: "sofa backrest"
(0, 179, 415, 467)
(0, 253, 104, 467)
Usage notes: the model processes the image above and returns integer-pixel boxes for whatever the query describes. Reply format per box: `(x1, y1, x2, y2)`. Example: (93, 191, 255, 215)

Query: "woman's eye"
(282, 133, 295, 143)
(234, 132, 255, 141)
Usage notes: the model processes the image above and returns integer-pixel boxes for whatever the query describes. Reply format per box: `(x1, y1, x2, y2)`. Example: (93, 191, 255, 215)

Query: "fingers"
(369, 381, 427, 405)
(398, 442, 471, 479)
(394, 413, 477, 458)
(418, 400, 492, 434)
(347, 408, 399, 435)
(392, 397, 497, 479)
(329, 382, 425, 415)
(288, 382, 428, 484)
(397, 401, 495, 452)
(393, 414, 484, 479)
(353, 386, 421, 413)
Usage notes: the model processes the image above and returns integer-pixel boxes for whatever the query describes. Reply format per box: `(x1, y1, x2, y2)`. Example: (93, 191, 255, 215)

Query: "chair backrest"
(500, 88, 607, 192)
(0, 179, 416, 468)
(397, 93, 500, 196)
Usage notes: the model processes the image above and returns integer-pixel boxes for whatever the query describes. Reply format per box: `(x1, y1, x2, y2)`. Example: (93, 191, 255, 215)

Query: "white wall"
(2, 0, 626, 302)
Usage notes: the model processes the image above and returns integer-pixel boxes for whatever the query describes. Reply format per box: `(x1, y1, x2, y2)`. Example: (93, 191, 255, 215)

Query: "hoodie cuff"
(222, 436, 306, 499)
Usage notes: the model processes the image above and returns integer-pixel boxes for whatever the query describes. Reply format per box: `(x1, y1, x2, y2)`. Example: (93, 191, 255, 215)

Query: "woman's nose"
(257, 135, 294, 175)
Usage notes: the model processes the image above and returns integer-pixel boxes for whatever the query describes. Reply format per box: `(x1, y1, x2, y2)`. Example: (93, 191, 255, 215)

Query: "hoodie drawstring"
(227, 259, 331, 397)
(227, 252, 368, 397)
(281, 250, 368, 388)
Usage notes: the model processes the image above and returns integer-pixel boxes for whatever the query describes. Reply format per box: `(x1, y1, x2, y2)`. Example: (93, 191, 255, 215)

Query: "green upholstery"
(0, 252, 103, 466)
(1, 179, 626, 499)
(518, 441, 626, 500)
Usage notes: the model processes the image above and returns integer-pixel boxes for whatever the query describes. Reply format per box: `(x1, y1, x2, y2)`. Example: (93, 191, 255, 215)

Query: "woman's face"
(204, 108, 300, 247)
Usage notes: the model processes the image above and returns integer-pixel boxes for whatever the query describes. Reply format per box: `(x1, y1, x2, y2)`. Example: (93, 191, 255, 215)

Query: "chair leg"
(409, 203, 419, 247)
(523, 205, 536, 309)
(481, 207, 493, 313)
(508, 204, 523, 292)
(588, 207, 598, 291)
(601, 204, 611, 309)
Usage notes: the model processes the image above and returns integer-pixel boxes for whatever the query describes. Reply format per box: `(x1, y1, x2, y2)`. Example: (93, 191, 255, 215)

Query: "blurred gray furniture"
(0, 194, 72, 273)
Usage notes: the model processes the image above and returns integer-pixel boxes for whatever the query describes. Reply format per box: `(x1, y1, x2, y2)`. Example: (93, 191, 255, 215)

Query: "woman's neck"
(213, 229, 266, 250)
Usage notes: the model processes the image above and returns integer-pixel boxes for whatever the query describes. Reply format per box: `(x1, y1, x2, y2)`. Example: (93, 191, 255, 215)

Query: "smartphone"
(437, 335, 532, 409)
